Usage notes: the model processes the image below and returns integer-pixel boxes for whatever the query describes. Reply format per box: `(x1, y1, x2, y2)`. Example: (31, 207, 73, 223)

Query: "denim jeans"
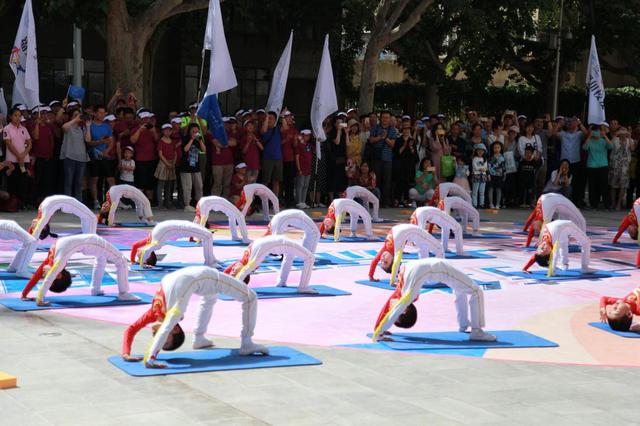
(472, 180, 486, 207)
(63, 158, 86, 202)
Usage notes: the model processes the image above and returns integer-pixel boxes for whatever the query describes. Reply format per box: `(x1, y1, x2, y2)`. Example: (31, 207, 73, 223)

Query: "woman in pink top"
(2, 107, 32, 203)
(429, 122, 451, 180)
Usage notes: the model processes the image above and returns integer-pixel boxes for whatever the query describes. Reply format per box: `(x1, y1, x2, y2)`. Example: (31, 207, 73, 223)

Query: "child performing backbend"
(410, 206, 465, 255)
(0, 219, 37, 278)
(368, 224, 443, 284)
(121, 266, 268, 368)
(612, 198, 640, 266)
(523, 219, 595, 276)
(225, 235, 318, 293)
(599, 288, 640, 333)
(235, 183, 280, 221)
(29, 195, 97, 239)
(522, 193, 585, 247)
(437, 196, 480, 235)
(194, 195, 250, 243)
(97, 184, 155, 226)
(372, 258, 496, 342)
(319, 198, 374, 241)
(21, 234, 140, 306)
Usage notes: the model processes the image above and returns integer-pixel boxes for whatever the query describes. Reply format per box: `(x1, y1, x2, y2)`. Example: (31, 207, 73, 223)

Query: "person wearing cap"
(368, 110, 398, 207)
(3, 106, 32, 204)
(522, 220, 595, 277)
(260, 110, 289, 198)
(22, 234, 140, 307)
(295, 129, 313, 208)
(240, 119, 263, 183)
(154, 124, 178, 209)
(210, 117, 237, 199)
(583, 123, 613, 209)
(30, 105, 58, 202)
(180, 123, 207, 212)
(229, 162, 248, 205)
(608, 127, 632, 211)
(180, 102, 207, 135)
(280, 110, 299, 208)
(470, 143, 488, 208)
(518, 145, 542, 207)
(346, 108, 358, 121)
(113, 107, 135, 160)
(84, 105, 116, 209)
(131, 111, 160, 202)
(59, 108, 90, 201)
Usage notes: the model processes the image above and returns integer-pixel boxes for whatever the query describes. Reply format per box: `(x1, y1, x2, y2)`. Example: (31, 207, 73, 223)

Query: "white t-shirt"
(120, 159, 135, 182)
(517, 135, 543, 159)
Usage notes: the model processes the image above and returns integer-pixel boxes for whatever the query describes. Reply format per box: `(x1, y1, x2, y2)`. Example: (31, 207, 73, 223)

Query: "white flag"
(310, 34, 338, 159)
(586, 35, 605, 125)
(266, 31, 293, 118)
(9, 0, 39, 109)
(0, 88, 10, 118)
(203, 0, 237, 95)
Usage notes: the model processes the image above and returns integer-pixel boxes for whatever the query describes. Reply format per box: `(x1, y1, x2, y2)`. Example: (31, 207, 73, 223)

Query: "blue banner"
(197, 93, 228, 146)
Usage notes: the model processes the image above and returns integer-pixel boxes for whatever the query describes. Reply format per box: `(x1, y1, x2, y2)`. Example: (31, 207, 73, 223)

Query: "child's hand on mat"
(144, 360, 166, 369)
(599, 308, 607, 323)
(630, 322, 640, 333)
(122, 354, 143, 362)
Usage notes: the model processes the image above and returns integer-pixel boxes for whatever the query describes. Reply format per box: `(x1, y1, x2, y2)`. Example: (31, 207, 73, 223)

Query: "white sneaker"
(302, 203, 310, 209)
(459, 326, 469, 333)
(239, 342, 270, 356)
(469, 329, 497, 341)
(581, 267, 598, 274)
(296, 203, 305, 209)
(184, 205, 196, 212)
(489, 204, 495, 209)
(411, 201, 417, 208)
(317, 203, 326, 208)
(372, 217, 384, 223)
(297, 286, 319, 294)
(117, 292, 141, 302)
(91, 289, 105, 296)
(145, 220, 157, 226)
(193, 335, 215, 349)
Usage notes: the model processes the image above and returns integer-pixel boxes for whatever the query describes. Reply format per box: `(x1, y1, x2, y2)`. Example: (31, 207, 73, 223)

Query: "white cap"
(104, 114, 116, 122)
(282, 110, 293, 117)
(235, 162, 247, 169)
(33, 106, 52, 113)
(188, 102, 198, 109)
(66, 101, 79, 109)
(15, 104, 27, 111)
(20, 117, 26, 122)
(346, 108, 357, 114)
(300, 129, 312, 135)
(124, 146, 135, 153)
(401, 115, 411, 120)
(600, 121, 609, 128)
(256, 108, 266, 114)
(222, 116, 231, 122)
(517, 114, 527, 120)
(337, 111, 347, 117)
(161, 123, 172, 129)
(48, 100, 61, 107)
(171, 117, 182, 124)
(139, 111, 154, 119)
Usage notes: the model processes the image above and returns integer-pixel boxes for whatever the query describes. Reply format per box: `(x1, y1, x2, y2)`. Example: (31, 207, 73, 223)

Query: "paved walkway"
(1, 208, 638, 425)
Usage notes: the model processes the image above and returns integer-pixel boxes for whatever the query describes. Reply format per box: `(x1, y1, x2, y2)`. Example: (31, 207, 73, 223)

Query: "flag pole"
(312, 139, 319, 207)
(197, 49, 207, 102)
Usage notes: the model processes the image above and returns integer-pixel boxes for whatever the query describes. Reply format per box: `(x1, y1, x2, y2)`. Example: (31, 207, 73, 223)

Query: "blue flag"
(68, 84, 85, 101)
(197, 93, 228, 146)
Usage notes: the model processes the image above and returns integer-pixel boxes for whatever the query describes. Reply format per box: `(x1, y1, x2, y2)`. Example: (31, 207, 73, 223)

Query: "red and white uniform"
(22, 234, 134, 304)
(439, 196, 479, 234)
(266, 209, 320, 253)
(600, 287, 640, 316)
(0, 220, 37, 277)
(369, 224, 443, 281)
(103, 184, 154, 226)
(195, 196, 250, 243)
(372, 258, 488, 340)
(319, 198, 373, 241)
(229, 235, 317, 293)
(523, 193, 585, 247)
(430, 182, 472, 206)
(612, 198, 640, 244)
(411, 206, 464, 255)
(235, 183, 280, 221)
(345, 185, 381, 222)
(29, 195, 97, 238)
(127, 266, 264, 363)
(130, 220, 217, 266)
(523, 220, 592, 275)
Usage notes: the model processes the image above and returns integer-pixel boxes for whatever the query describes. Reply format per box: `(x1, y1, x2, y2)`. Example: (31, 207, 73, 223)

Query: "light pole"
(72, 25, 82, 87)
(551, 0, 564, 118)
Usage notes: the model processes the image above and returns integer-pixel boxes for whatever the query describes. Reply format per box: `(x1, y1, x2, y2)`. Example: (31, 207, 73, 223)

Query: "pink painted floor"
(3, 220, 639, 368)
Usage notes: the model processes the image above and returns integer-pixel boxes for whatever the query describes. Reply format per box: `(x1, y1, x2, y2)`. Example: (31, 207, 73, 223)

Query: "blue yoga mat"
(0, 271, 31, 280)
(482, 266, 630, 281)
(368, 330, 558, 350)
(339, 343, 487, 357)
(320, 236, 384, 243)
(602, 242, 639, 249)
(354, 279, 500, 293)
(522, 244, 619, 253)
(588, 322, 640, 338)
(117, 222, 156, 228)
(431, 232, 510, 240)
(108, 346, 322, 376)
(0, 292, 152, 311)
(218, 285, 350, 300)
(166, 239, 249, 248)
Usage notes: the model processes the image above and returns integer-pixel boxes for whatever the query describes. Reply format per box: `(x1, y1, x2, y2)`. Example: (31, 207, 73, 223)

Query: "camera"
(339, 122, 348, 128)
(80, 113, 90, 121)
(145, 123, 153, 129)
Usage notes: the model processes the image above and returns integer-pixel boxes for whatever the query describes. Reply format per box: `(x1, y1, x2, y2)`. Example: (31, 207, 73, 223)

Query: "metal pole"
(551, 0, 564, 118)
(72, 25, 82, 87)
(197, 49, 206, 102)
(312, 140, 319, 207)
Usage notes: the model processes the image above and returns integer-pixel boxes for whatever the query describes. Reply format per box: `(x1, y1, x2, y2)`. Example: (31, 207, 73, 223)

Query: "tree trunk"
(106, 9, 148, 104)
(425, 83, 439, 114)
(358, 39, 383, 114)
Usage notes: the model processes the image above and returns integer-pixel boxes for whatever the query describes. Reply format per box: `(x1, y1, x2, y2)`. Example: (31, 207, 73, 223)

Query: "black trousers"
(587, 166, 608, 208)
(283, 160, 296, 207)
(570, 161, 586, 206)
(34, 157, 57, 201)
